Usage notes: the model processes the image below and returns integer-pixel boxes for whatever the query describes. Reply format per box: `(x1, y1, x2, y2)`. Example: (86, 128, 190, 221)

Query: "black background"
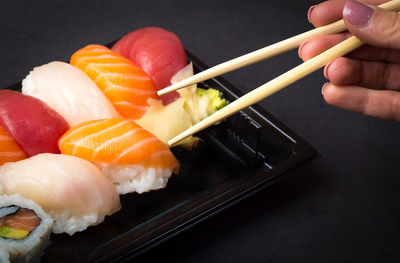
(1, 0, 400, 262)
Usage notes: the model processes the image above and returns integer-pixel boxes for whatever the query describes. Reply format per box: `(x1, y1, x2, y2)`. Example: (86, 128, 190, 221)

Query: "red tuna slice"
(112, 27, 187, 105)
(0, 90, 69, 156)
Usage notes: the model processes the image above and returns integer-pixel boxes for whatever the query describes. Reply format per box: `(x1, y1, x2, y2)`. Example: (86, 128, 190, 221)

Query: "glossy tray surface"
(7, 51, 315, 263)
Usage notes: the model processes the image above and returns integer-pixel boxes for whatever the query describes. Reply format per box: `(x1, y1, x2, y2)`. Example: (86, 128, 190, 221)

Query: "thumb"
(343, 0, 400, 49)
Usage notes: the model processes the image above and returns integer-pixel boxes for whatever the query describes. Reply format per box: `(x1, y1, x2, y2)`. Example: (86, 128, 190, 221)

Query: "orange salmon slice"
(0, 125, 27, 165)
(70, 45, 160, 120)
(0, 208, 41, 232)
(58, 118, 179, 173)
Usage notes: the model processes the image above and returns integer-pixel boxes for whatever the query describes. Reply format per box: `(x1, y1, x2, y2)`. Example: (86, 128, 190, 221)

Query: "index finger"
(308, 0, 387, 27)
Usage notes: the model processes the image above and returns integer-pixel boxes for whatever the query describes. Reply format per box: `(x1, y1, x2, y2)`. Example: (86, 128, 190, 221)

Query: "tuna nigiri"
(22, 61, 121, 126)
(58, 118, 179, 194)
(112, 27, 187, 105)
(0, 125, 27, 165)
(70, 45, 159, 120)
(0, 153, 120, 235)
(0, 90, 69, 156)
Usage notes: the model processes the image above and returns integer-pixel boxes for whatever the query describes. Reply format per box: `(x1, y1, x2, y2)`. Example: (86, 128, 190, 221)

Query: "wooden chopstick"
(159, 0, 400, 97)
(168, 36, 364, 146)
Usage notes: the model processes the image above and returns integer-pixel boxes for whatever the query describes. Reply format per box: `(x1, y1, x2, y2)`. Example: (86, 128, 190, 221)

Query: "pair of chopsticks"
(163, 0, 400, 146)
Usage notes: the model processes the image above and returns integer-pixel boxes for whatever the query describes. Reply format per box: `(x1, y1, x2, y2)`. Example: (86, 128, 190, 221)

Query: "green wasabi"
(197, 88, 228, 115)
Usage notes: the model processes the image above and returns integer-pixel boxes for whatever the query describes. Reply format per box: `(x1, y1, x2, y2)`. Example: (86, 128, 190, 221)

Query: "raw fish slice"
(70, 45, 159, 120)
(0, 90, 69, 156)
(58, 118, 179, 170)
(58, 118, 179, 194)
(0, 208, 41, 232)
(112, 27, 187, 105)
(0, 125, 27, 165)
(22, 61, 121, 126)
(0, 153, 120, 235)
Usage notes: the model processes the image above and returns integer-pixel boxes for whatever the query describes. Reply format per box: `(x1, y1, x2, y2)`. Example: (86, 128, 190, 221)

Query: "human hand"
(299, 0, 400, 121)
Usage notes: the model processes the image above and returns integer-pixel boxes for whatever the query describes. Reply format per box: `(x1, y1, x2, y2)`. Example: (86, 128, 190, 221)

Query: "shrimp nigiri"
(70, 45, 159, 120)
(58, 118, 179, 194)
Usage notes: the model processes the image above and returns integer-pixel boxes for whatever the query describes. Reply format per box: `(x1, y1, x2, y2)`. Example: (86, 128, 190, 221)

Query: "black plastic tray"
(8, 50, 315, 262)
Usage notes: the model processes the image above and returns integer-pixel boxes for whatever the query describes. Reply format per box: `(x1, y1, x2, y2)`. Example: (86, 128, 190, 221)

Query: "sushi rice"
(97, 163, 173, 194)
(49, 210, 107, 235)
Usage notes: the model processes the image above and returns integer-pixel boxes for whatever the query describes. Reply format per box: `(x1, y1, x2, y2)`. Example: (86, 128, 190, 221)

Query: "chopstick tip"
(168, 132, 190, 147)
(158, 85, 175, 96)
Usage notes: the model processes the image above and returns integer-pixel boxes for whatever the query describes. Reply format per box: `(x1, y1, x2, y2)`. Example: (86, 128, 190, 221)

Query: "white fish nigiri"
(22, 61, 121, 126)
(0, 153, 120, 235)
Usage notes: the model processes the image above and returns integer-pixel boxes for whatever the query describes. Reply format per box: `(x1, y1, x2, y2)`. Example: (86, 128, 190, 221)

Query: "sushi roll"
(0, 193, 53, 263)
(0, 153, 120, 235)
(58, 118, 180, 194)
(22, 61, 121, 127)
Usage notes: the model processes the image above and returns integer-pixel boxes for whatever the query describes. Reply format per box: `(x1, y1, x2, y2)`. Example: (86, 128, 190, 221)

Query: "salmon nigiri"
(70, 45, 160, 120)
(58, 118, 179, 194)
(0, 125, 27, 165)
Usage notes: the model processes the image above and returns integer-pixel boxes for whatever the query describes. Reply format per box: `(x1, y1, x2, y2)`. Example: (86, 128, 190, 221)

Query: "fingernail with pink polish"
(343, 0, 373, 27)
(307, 5, 316, 23)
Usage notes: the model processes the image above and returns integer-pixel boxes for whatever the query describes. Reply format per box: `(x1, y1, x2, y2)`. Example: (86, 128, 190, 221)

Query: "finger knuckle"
(382, 62, 392, 90)
(360, 91, 371, 116)
(381, 12, 400, 49)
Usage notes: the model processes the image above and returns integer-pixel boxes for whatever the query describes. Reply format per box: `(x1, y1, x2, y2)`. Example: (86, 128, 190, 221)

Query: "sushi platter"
(0, 28, 315, 262)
